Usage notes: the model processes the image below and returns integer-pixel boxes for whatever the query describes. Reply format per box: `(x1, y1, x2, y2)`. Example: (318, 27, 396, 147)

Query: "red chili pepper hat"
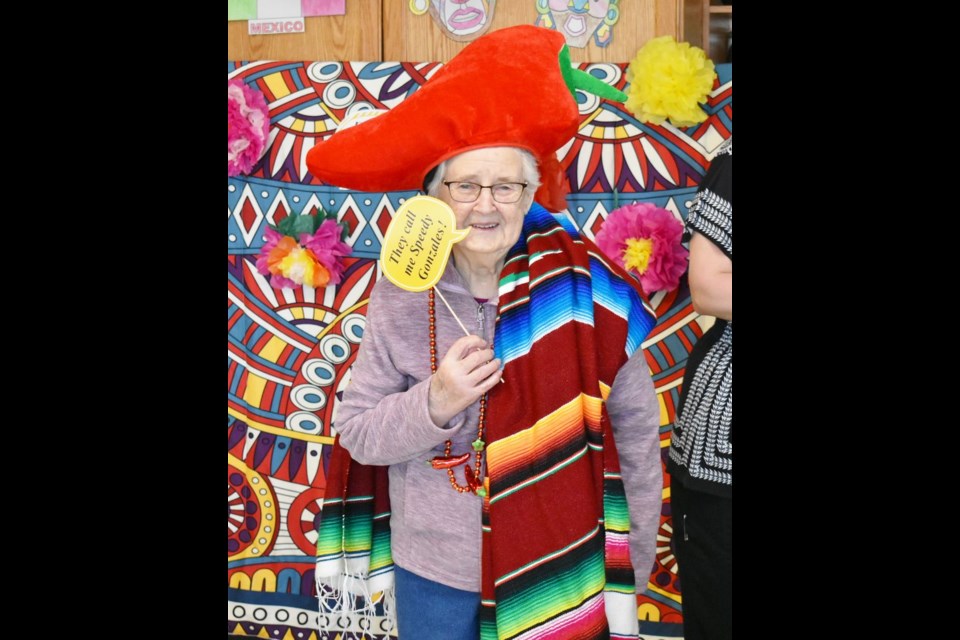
(305, 24, 625, 212)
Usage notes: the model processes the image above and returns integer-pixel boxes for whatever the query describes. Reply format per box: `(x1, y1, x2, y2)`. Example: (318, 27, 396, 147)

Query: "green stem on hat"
(558, 45, 628, 103)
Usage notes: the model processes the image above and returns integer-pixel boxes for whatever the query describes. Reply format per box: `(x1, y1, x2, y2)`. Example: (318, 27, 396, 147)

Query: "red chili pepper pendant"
(430, 452, 471, 470)
(463, 465, 480, 492)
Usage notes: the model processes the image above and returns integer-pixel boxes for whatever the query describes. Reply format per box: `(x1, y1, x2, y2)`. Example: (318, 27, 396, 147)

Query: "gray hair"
(425, 148, 542, 204)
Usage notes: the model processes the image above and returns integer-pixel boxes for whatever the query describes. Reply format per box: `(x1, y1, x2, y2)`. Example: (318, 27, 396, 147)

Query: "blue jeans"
(394, 564, 480, 639)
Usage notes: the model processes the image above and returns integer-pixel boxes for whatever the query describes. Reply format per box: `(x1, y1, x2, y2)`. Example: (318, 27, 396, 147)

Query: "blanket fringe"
(316, 570, 396, 639)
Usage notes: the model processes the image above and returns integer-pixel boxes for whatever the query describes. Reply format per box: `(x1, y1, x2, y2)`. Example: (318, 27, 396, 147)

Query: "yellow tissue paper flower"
(624, 36, 716, 127)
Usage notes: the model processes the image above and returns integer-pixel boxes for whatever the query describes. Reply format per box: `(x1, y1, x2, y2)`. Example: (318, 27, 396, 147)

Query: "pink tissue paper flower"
(228, 79, 271, 176)
(301, 219, 353, 286)
(255, 219, 352, 290)
(595, 202, 689, 295)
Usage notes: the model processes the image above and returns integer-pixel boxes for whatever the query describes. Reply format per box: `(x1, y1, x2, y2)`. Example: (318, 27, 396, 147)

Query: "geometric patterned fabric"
(227, 58, 732, 640)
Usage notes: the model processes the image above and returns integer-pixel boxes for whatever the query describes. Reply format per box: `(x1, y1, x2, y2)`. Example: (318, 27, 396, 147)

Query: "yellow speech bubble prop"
(380, 195, 470, 292)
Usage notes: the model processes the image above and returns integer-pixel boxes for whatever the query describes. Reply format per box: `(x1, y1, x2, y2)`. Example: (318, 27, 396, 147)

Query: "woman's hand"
(428, 334, 502, 427)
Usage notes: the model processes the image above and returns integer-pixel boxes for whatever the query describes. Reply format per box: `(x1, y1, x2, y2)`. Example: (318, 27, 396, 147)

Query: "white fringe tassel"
(316, 569, 396, 639)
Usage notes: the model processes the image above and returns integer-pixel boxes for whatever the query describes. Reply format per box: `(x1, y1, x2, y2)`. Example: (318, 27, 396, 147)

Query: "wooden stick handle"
(433, 287, 471, 336)
(433, 287, 504, 384)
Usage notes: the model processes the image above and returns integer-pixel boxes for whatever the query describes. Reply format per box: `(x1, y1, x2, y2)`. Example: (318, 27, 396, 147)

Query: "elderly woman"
(308, 25, 663, 640)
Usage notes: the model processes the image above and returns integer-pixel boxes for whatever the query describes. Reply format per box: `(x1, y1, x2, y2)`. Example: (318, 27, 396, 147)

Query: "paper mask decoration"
(380, 196, 470, 292)
(535, 0, 620, 48)
(410, 0, 497, 42)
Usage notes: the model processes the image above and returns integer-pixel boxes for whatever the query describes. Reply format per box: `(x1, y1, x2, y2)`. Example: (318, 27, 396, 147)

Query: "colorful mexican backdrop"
(227, 58, 732, 640)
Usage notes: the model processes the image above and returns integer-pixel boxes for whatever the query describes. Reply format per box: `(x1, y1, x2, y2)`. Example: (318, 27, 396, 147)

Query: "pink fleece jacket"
(333, 262, 663, 592)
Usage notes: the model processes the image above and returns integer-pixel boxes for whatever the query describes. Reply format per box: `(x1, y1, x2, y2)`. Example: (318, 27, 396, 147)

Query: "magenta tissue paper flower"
(255, 217, 353, 290)
(228, 79, 271, 176)
(301, 219, 353, 285)
(594, 202, 689, 295)
(255, 228, 281, 275)
(254, 228, 296, 288)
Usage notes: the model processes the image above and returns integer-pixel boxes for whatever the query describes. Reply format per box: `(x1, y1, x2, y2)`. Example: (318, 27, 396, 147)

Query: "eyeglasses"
(443, 181, 528, 204)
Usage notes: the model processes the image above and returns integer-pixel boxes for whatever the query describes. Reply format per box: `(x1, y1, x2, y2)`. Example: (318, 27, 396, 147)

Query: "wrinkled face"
(547, 0, 612, 48)
(432, 0, 496, 39)
(437, 147, 532, 266)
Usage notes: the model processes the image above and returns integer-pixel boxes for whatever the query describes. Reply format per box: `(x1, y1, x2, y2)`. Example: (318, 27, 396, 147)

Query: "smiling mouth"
(450, 8, 483, 30)
(471, 222, 499, 230)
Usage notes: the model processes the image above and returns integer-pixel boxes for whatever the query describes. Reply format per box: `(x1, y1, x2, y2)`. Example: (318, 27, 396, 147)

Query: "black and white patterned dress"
(669, 139, 732, 498)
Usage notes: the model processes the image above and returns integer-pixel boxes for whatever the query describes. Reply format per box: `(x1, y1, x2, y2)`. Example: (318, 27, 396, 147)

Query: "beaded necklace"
(428, 287, 487, 497)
